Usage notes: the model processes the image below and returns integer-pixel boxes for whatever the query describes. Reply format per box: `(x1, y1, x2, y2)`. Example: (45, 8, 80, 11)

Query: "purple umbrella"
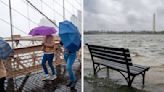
(29, 26, 57, 36)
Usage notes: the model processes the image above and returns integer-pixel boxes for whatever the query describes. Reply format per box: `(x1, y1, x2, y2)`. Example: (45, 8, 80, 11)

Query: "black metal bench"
(86, 43, 150, 87)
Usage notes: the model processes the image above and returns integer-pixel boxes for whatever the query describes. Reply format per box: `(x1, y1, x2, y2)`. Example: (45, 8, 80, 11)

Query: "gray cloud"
(84, 0, 164, 31)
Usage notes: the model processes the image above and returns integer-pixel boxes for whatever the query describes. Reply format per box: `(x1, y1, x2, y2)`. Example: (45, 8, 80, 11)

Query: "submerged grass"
(84, 74, 148, 92)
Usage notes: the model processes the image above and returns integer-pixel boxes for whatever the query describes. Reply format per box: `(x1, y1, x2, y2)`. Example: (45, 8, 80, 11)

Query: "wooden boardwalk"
(13, 72, 81, 92)
(3, 37, 81, 92)
(5, 61, 81, 92)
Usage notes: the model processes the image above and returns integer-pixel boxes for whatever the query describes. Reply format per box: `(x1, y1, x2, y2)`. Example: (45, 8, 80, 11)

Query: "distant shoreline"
(84, 31, 164, 35)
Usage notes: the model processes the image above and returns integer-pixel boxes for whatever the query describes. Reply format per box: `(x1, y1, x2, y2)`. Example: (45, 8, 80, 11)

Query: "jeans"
(41, 53, 56, 75)
(0, 77, 6, 92)
(64, 51, 76, 82)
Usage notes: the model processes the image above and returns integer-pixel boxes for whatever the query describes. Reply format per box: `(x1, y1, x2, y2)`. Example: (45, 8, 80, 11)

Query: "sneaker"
(42, 74, 50, 80)
(70, 80, 77, 88)
(51, 75, 57, 80)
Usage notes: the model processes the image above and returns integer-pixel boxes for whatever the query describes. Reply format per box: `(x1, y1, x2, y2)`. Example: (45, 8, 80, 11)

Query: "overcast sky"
(0, 0, 81, 37)
(84, 0, 164, 31)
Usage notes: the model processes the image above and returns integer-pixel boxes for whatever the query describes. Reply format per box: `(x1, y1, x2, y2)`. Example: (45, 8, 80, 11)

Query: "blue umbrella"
(0, 38, 13, 60)
(59, 20, 81, 52)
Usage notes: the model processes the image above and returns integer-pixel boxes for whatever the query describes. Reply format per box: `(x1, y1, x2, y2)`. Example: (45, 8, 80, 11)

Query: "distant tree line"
(84, 30, 164, 34)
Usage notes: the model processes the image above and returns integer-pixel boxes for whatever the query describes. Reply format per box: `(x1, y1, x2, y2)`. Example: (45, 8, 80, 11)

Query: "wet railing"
(5, 43, 65, 78)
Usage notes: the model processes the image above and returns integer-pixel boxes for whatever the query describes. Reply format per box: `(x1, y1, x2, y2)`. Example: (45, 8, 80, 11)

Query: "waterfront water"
(84, 34, 164, 66)
(84, 34, 164, 92)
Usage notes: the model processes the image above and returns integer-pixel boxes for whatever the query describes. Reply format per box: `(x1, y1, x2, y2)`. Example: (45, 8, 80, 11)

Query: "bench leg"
(142, 72, 145, 86)
(127, 76, 135, 87)
(93, 63, 99, 76)
(106, 67, 109, 78)
(93, 64, 96, 76)
(119, 71, 135, 87)
(128, 81, 132, 87)
(93, 64, 102, 77)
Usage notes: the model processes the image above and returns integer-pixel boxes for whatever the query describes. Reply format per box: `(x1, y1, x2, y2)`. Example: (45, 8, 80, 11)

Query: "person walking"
(0, 37, 13, 92)
(59, 20, 81, 89)
(64, 48, 77, 88)
(41, 35, 57, 80)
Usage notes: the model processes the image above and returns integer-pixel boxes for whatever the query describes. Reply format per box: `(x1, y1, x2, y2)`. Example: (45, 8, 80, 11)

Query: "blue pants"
(41, 53, 56, 75)
(0, 77, 5, 92)
(64, 52, 76, 82)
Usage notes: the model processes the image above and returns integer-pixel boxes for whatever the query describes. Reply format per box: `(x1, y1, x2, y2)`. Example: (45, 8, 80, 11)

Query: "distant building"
(153, 13, 156, 32)
(70, 10, 82, 33)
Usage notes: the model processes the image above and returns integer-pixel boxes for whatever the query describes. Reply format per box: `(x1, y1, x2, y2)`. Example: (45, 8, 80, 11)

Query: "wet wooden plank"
(13, 45, 43, 54)
(5, 36, 61, 41)
(12, 61, 81, 92)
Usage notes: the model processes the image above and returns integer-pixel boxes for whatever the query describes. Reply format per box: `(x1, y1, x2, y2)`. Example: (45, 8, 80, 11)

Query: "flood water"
(84, 34, 164, 92)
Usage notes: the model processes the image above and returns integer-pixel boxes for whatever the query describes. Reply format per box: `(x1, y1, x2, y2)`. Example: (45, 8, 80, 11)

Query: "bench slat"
(89, 45, 133, 65)
(88, 45, 127, 52)
(133, 64, 150, 69)
(89, 46, 125, 56)
(95, 60, 149, 75)
(89, 45, 131, 56)
(92, 53, 132, 65)
(91, 49, 131, 61)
